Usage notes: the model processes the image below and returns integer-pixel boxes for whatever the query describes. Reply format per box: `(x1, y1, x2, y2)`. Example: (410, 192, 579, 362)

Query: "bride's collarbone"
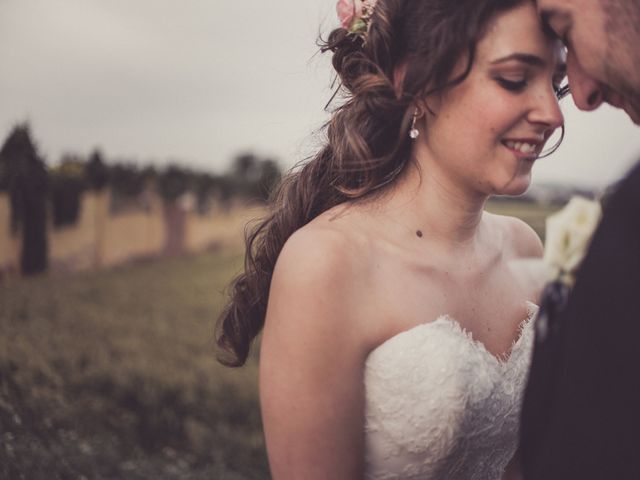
(364, 265, 531, 354)
(374, 253, 524, 303)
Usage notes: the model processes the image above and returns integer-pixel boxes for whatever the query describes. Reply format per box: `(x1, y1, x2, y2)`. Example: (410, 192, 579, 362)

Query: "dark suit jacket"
(521, 160, 640, 480)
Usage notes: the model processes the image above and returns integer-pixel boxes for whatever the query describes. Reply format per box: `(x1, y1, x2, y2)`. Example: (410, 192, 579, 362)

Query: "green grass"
(0, 248, 269, 480)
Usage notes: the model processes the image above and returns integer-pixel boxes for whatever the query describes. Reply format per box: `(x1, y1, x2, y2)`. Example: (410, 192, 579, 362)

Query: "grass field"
(0, 201, 559, 479)
(0, 248, 268, 479)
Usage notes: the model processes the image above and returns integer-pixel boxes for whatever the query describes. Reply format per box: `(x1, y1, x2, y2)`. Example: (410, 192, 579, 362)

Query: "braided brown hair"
(216, 0, 531, 367)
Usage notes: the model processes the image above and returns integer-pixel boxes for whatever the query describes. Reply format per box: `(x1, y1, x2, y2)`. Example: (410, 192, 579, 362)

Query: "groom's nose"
(566, 50, 605, 111)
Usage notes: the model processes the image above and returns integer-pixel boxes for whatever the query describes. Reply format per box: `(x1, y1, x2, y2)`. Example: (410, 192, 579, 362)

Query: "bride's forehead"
(475, 3, 557, 63)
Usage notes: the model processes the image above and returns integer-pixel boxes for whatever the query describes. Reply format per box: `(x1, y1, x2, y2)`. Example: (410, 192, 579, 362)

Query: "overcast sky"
(1, 0, 639, 188)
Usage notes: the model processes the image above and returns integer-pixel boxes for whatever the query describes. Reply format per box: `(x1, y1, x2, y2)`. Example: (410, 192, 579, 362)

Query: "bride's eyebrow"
(490, 53, 546, 67)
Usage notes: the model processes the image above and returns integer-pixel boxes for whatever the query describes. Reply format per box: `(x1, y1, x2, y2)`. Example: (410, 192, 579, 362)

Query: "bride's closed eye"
(495, 76, 528, 92)
(494, 73, 568, 99)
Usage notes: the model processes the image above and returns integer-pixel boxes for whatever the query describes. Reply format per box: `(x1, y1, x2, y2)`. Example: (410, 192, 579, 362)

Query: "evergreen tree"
(0, 123, 48, 275)
(228, 152, 282, 202)
(50, 155, 86, 227)
(257, 158, 282, 201)
(86, 149, 109, 191)
(157, 165, 192, 203)
(109, 162, 145, 197)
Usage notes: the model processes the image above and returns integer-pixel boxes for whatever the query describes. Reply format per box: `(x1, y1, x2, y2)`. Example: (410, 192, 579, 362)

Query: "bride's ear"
(420, 88, 442, 120)
(393, 62, 436, 125)
(410, 99, 430, 132)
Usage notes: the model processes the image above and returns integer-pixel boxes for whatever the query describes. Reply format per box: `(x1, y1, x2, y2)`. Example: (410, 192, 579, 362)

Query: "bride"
(216, 0, 566, 478)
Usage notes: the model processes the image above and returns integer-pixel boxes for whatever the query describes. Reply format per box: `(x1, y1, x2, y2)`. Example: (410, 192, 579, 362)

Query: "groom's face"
(537, 0, 640, 124)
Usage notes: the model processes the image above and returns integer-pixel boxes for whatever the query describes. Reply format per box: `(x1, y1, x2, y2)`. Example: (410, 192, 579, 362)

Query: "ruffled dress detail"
(364, 302, 538, 480)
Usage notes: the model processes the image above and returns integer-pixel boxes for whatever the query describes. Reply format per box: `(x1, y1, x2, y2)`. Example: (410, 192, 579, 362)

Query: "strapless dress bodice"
(364, 302, 537, 480)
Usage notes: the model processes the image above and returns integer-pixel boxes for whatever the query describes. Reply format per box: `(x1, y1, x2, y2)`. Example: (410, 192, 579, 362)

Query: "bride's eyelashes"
(494, 75, 569, 99)
(554, 82, 570, 99)
(495, 77, 528, 92)
(553, 71, 569, 99)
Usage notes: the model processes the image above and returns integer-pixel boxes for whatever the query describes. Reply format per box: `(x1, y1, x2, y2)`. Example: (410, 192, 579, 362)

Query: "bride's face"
(420, 0, 565, 197)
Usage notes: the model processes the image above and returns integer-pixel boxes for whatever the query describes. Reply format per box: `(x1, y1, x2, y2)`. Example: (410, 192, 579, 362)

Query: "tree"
(228, 152, 282, 202)
(231, 153, 261, 183)
(0, 150, 8, 192)
(109, 162, 145, 197)
(86, 149, 109, 191)
(0, 123, 48, 275)
(257, 158, 282, 201)
(50, 155, 86, 227)
(157, 165, 192, 203)
(193, 173, 220, 213)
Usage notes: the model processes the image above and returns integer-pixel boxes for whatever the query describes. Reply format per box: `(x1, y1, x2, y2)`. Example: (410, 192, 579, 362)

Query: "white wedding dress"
(364, 302, 537, 480)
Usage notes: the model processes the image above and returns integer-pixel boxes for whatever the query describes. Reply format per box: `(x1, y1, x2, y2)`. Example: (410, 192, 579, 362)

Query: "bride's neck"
(379, 160, 488, 251)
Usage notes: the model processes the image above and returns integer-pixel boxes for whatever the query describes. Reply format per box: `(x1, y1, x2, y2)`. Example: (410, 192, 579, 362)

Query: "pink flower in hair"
(336, 0, 363, 29)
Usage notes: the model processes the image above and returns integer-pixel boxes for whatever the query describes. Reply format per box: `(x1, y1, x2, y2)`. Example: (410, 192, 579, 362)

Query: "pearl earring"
(409, 109, 419, 139)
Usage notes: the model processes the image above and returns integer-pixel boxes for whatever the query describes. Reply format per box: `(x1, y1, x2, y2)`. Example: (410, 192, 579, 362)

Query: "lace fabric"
(364, 302, 537, 480)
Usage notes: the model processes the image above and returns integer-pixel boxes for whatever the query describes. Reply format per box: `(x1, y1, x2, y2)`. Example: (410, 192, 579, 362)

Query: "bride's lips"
(500, 137, 544, 159)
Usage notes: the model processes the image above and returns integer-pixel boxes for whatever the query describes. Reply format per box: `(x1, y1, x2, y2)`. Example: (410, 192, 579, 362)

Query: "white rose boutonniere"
(535, 196, 602, 341)
(543, 196, 603, 287)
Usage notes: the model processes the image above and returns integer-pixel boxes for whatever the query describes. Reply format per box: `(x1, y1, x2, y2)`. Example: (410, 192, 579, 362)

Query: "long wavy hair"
(216, 0, 539, 367)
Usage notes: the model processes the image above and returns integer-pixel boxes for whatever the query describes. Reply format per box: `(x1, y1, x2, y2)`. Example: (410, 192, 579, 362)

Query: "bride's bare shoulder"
(264, 205, 377, 355)
(270, 204, 375, 310)
(483, 211, 546, 302)
(484, 211, 543, 259)
(278, 204, 372, 272)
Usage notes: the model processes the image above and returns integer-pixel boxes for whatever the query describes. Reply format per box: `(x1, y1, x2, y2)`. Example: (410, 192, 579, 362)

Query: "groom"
(521, 0, 640, 479)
